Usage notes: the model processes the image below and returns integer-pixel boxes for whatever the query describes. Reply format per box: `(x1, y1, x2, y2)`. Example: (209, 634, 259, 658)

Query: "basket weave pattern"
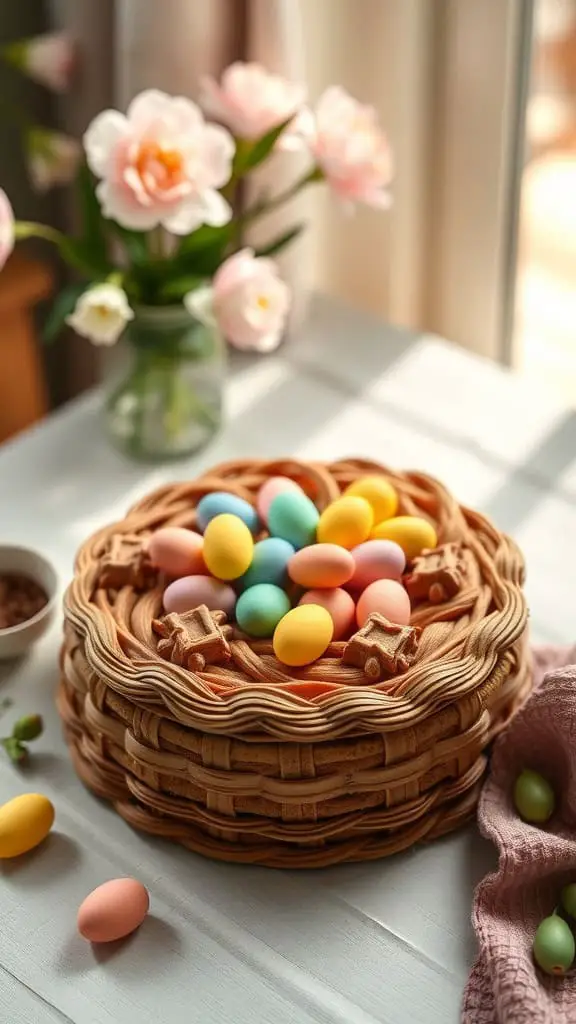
(58, 459, 530, 867)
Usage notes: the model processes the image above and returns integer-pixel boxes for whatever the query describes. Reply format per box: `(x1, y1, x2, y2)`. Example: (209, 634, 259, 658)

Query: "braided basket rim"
(63, 458, 528, 741)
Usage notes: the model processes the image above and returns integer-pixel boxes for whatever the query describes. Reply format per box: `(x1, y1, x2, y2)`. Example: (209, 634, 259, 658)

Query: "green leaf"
(43, 282, 87, 343)
(157, 274, 207, 303)
(254, 223, 306, 258)
(75, 162, 108, 267)
(234, 117, 294, 174)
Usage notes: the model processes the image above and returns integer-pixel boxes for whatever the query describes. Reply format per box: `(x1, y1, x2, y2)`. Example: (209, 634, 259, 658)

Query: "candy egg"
(273, 604, 334, 667)
(239, 537, 295, 590)
(0, 793, 54, 859)
(371, 515, 437, 560)
(356, 579, 411, 628)
(147, 526, 204, 577)
(513, 769, 555, 824)
(268, 491, 319, 550)
(562, 884, 576, 919)
(288, 544, 354, 589)
(163, 575, 236, 617)
(299, 588, 356, 640)
(236, 584, 291, 638)
(317, 496, 373, 549)
(257, 477, 303, 522)
(344, 476, 398, 523)
(78, 878, 150, 943)
(196, 492, 259, 534)
(350, 539, 406, 590)
(202, 514, 254, 580)
(533, 915, 575, 976)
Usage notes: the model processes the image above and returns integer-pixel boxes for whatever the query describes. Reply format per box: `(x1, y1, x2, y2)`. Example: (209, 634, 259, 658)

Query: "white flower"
(66, 284, 134, 346)
(84, 89, 234, 233)
(26, 128, 82, 193)
(3, 31, 75, 93)
(0, 188, 15, 270)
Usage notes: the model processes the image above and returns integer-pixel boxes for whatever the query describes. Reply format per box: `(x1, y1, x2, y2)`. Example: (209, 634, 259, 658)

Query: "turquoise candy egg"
(239, 538, 295, 591)
(235, 584, 291, 638)
(267, 492, 319, 550)
(196, 492, 259, 534)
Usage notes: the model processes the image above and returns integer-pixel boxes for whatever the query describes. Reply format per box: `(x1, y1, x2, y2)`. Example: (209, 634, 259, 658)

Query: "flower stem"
(242, 167, 323, 225)
(15, 221, 67, 247)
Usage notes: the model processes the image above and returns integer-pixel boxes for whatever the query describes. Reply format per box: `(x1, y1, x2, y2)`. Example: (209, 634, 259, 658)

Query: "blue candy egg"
(268, 491, 319, 549)
(236, 584, 291, 638)
(239, 537, 295, 591)
(196, 492, 259, 534)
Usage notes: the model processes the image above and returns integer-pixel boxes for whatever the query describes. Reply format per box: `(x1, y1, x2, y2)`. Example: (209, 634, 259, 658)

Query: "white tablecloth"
(0, 296, 574, 1024)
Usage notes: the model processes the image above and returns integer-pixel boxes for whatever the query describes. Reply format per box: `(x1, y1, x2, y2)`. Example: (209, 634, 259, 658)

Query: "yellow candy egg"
(316, 497, 373, 550)
(203, 514, 254, 581)
(344, 476, 398, 523)
(0, 793, 55, 858)
(273, 604, 334, 667)
(371, 515, 437, 560)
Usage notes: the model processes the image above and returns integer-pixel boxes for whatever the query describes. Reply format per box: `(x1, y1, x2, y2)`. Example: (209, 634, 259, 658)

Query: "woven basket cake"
(58, 458, 530, 868)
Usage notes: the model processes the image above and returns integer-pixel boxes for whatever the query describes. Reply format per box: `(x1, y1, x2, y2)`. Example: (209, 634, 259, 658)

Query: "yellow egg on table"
(371, 515, 437, 560)
(344, 476, 398, 523)
(0, 793, 55, 858)
(273, 604, 334, 667)
(202, 513, 254, 580)
(317, 497, 373, 549)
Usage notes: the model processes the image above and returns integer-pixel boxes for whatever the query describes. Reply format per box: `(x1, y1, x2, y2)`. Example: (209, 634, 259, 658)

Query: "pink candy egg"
(78, 878, 149, 943)
(147, 527, 204, 577)
(163, 575, 236, 617)
(356, 579, 411, 628)
(350, 539, 406, 591)
(288, 544, 354, 589)
(257, 476, 303, 522)
(299, 588, 356, 640)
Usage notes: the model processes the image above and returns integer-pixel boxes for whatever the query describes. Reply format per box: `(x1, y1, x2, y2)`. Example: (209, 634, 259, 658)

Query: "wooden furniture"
(0, 251, 51, 444)
(0, 295, 573, 1022)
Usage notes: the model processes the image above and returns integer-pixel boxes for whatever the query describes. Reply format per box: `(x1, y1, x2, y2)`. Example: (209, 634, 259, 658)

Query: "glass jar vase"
(105, 303, 225, 461)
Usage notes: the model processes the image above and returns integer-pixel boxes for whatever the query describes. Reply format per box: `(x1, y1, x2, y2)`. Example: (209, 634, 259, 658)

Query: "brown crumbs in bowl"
(0, 574, 48, 630)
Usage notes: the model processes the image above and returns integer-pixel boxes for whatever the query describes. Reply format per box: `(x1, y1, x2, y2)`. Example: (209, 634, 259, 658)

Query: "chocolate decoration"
(99, 533, 156, 591)
(153, 605, 232, 671)
(404, 542, 467, 605)
(342, 613, 420, 681)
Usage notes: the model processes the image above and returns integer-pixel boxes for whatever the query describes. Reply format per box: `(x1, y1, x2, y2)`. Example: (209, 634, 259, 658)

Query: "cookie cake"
(58, 458, 530, 867)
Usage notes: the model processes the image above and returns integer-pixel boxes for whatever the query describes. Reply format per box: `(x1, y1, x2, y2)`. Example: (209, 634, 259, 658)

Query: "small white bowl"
(0, 545, 58, 660)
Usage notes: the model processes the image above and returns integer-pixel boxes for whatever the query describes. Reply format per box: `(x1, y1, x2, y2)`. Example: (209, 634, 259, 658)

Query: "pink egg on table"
(349, 539, 406, 591)
(288, 544, 355, 589)
(78, 878, 149, 943)
(299, 588, 356, 640)
(163, 575, 236, 617)
(356, 579, 411, 628)
(257, 476, 303, 522)
(147, 527, 204, 578)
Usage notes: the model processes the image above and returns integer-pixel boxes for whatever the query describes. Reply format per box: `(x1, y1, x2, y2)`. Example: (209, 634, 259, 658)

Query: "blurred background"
(1, 0, 575, 443)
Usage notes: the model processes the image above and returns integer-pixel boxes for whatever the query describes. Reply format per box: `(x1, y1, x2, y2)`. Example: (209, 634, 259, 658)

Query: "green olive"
(562, 884, 576, 919)
(533, 915, 575, 975)
(513, 769, 555, 823)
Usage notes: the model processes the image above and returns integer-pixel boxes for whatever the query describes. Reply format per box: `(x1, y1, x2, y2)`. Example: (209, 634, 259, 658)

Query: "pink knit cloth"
(463, 645, 576, 1023)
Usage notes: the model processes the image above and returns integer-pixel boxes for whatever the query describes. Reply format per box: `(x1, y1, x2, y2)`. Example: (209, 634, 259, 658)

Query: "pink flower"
(84, 89, 234, 233)
(26, 128, 81, 192)
(200, 62, 305, 140)
(286, 86, 393, 210)
(0, 189, 14, 270)
(4, 32, 75, 93)
(185, 249, 290, 352)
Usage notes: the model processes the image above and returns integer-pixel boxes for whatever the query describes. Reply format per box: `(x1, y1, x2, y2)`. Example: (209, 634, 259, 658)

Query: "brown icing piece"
(99, 533, 156, 590)
(342, 613, 420, 681)
(153, 605, 232, 671)
(404, 542, 467, 605)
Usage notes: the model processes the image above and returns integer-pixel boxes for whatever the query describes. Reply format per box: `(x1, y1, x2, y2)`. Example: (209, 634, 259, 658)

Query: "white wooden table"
(0, 296, 574, 1024)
